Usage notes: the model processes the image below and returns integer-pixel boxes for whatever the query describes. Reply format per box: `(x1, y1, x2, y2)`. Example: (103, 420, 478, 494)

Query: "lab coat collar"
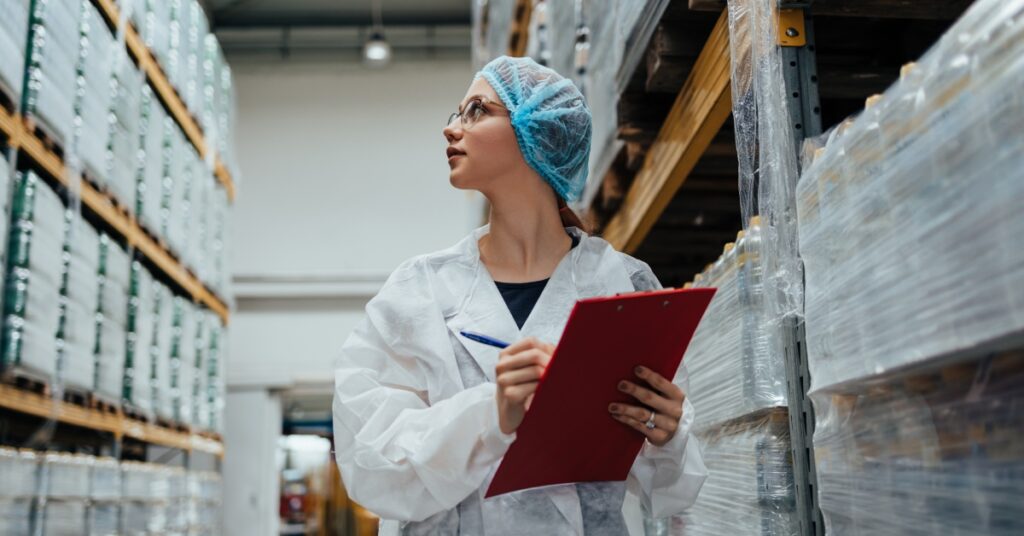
(443, 224, 635, 383)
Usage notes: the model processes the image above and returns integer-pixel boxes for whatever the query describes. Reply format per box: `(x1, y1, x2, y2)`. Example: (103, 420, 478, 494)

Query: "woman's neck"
(480, 196, 573, 283)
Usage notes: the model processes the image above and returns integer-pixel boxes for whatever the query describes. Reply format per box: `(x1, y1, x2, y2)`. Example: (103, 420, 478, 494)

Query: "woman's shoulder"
(609, 247, 662, 292)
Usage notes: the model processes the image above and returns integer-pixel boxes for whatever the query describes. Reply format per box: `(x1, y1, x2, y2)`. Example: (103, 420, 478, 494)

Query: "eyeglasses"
(446, 97, 509, 131)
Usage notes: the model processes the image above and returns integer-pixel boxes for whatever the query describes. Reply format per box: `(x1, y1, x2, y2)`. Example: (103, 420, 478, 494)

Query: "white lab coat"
(333, 225, 707, 535)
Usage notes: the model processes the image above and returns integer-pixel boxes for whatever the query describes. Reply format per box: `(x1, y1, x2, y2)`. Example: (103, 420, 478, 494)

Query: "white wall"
(227, 56, 485, 389)
(223, 388, 282, 536)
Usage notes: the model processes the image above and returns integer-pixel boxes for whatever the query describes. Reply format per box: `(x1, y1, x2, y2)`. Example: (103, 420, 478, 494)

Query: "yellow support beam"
(601, 10, 733, 254)
(93, 0, 237, 202)
(0, 384, 224, 457)
(0, 105, 230, 325)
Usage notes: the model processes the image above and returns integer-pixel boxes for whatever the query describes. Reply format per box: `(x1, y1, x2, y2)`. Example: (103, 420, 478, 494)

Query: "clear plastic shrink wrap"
(57, 212, 100, 391)
(0, 0, 32, 105)
(3, 173, 66, 378)
(811, 351, 1024, 535)
(152, 280, 175, 421)
(94, 234, 130, 402)
(106, 45, 143, 212)
(797, 0, 1024, 390)
(0, 448, 38, 536)
(22, 0, 84, 148)
(75, 1, 115, 184)
(726, 0, 803, 327)
(677, 413, 797, 536)
(125, 261, 155, 414)
(136, 84, 166, 234)
(683, 218, 788, 430)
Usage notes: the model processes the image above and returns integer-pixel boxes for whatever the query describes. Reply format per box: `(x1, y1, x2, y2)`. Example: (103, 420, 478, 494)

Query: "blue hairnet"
(475, 56, 592, 202)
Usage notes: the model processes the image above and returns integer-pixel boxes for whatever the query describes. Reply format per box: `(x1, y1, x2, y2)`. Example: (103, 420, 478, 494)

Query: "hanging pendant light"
(363, 0, 392, 67)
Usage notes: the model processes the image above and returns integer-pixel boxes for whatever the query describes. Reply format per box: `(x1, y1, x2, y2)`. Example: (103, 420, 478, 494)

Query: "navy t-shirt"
(494, 233, 580, 329)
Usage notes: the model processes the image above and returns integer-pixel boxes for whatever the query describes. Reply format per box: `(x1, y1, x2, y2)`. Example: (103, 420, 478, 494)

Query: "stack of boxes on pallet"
(0, 447, 223, 535)
(796, 0, 1024, 533)
(669, 217, 796, 535)
(0, 0, 31, 105)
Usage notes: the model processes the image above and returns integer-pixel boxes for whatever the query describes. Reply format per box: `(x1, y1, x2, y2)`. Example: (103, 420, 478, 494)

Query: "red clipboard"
(485, 286, 716, 498)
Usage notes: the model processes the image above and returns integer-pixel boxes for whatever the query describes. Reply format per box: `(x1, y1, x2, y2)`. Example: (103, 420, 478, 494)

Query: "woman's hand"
(608, 366, 686, 447)
(495, 337, 554, 435)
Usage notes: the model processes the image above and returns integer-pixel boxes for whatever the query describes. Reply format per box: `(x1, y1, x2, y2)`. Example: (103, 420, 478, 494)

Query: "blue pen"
(460, 330, 511, 349)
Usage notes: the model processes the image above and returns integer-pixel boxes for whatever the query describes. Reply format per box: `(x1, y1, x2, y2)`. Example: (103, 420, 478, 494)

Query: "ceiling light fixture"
(363, 0, 391, 67)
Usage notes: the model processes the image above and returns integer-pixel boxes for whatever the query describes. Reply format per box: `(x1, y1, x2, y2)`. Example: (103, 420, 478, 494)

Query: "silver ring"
(645, 410, 657, 430)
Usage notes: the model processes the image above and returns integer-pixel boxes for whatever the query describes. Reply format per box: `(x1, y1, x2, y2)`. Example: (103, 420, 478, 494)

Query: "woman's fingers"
(500, 381, 538, 404)
(633, 366, 685, 401)
(496, 348, 551, 375)
(500, 336, 548, 356)
(611, 413, 672, 446)
(496, 365, 546, 388)
(617, 380, 683, 419)
(608, 403, 678, 434)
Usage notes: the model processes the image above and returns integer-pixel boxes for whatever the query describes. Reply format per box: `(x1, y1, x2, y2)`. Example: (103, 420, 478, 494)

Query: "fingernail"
(635, 366, 645, 376)
(608, 404, 619, 412)
(618, 381, 629, 391)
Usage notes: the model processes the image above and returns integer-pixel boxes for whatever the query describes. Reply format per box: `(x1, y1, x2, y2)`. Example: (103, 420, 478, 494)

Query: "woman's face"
(443, 78, 529, 197)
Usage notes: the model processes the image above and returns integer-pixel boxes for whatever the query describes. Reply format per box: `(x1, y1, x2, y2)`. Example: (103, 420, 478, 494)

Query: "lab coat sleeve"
(626, 364, 708, 518)
(332, 263, 516, 522)
(620, 253, 708, 517)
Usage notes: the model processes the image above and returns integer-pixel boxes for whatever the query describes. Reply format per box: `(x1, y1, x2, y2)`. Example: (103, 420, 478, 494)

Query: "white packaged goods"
(192, 313, 209, 430)
(2, 173, 66, 379)
(0, 498, 33, 536)
(136, 85, 166, 235)
(0, 0, 31, 104)
(75, 0, 115, 183)
(170, 297, 196, 425)
(797, 0, 1024, 390)
(87, 501, 120, 536)
(0, 153, 11, 283)
(684, 218, 787, 430)
(90, 456, 120, 501)
(42, 499, 88, 535)
(42, 452, 92, 499)
(152, 281, 175, 421)
(22, 0, 83, 147)
(0, 447, 39, 498)
(94, 234, 130, 402)
(677, 414, 797, 535)
(125, 261, 155, 414)
(106, 46, 143, 213)
(58, 212, 100, 391)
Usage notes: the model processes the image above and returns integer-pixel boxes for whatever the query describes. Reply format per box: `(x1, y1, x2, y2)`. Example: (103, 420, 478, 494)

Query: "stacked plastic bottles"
(0, 447, 38, 535)
(0, 0, 31, 104)
(57, 211, 100, 392)
(678, 414, 796, 535)
(0, 155, 11, 286)
(2, 172, 66, 379)
(88, 457, 120, 536)
(188, 471, 223, 535)
(75, 0, 115, 182)
(40, 452, 92, 535)
(795, 0, 1024, 533)
(122, 461, 170, 535)
(662, 219, 795, 535)
(94, 234, 130, 402)
(21, 0, 83, 147)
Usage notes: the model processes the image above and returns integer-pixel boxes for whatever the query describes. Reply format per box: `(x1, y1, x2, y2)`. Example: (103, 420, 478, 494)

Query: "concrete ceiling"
(208, 0, 472, 28)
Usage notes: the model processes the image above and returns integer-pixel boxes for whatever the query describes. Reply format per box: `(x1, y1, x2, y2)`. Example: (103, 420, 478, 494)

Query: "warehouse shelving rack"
(0, 0, 232, 461)
(500, 0, 974, 534)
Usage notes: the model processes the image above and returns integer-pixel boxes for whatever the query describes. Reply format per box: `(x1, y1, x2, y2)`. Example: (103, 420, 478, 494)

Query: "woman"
(333, 56, 706, 535)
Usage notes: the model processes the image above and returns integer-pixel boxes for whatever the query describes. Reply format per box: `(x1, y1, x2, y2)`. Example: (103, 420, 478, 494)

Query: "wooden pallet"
(88, 393, 122, 416)
(60, 385, 91, 408)
(0, 366, 51, 397)
(122, 402, 153, 424)
(21, 115, 65, 163)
